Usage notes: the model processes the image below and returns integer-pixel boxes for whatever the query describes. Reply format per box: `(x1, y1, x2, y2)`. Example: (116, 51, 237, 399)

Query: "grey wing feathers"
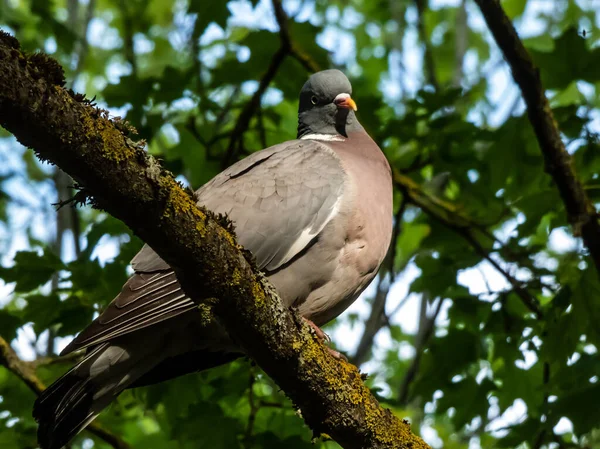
(61, 271, 196, 354)
(62, 139, 345, 354)
(131, 249, 169, 272)
(197, 139, 346, 271)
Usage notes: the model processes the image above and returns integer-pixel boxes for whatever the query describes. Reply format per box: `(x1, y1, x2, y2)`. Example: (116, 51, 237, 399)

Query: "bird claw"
(303, 317, 331, 342)
(302, 317, 347, 360)
(326, 347, 348, 361)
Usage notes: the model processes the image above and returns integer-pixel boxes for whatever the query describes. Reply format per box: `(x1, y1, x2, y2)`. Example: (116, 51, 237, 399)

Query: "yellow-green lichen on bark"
(98, 123, 135, 162)
(71, 106, 135, 163)
(251, 279, 267, 307)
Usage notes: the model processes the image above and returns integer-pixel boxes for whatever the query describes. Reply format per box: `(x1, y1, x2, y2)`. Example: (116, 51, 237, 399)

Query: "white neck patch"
(300, 133, 345, 142)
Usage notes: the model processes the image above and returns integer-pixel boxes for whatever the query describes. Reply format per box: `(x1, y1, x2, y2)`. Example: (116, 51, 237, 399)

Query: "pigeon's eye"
(310, 95, 318, 105)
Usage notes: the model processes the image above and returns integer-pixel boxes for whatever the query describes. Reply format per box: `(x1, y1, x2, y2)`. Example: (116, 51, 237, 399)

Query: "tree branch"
(0, 337, 130, 449)
(398, 297, 444, 405)
(223, 0, 320, 168)
(474, 0, 600, 275)
(393, 170, 544, 319)
(223, 0, 289, 168)
(118, 0, 137, 77)
(351, 277, 390, 367)
(453, 0, 467, 87)
(27, 351, 83, 369)
(414, 0, 439, 90)
(273, 0, 320, 73)
(222, 44, 287, 168)
(0, 33, 429, 449)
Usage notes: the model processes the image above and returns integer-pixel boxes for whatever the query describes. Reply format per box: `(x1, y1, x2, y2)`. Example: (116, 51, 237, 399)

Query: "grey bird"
(33, 69, 393, 449)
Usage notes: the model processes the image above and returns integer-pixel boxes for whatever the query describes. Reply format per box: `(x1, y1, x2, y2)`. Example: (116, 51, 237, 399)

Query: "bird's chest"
(336, 145, 393, 272)
(297, 150, 392, 325)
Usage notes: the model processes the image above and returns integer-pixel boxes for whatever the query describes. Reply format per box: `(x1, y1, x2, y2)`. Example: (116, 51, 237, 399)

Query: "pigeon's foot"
(302, 317, 347, 361)
(326, 348, 348, 361)
(302, 317, 331, 342)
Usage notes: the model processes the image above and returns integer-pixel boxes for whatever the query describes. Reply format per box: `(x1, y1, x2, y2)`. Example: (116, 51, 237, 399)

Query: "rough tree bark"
(0, 32, 429, 449)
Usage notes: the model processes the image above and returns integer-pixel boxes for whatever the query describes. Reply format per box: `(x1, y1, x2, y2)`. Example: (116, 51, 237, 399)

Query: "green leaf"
(103, 75, 153, 109)
(189, 0, 230, 32)
(550, 81, 586, 107)
(172, 401, 243, 447)
(394, 222, 430, 269)
(22, 293, 62, 334)
(551, 382, 600, 435)
(495, 361, 543, 415)
(530, 27, 600, 89)
(412, 329, 482, 399)
(0, 249, 64, 292)
(437, 377, 494, 429)
(569, 264, 600, 348)
(501, 0, 528, 19)
(0, 310, 22, 341)
(497, 418, 542, 448)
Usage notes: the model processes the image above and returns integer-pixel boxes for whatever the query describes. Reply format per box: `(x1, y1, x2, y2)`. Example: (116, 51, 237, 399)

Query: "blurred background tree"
(1, 0, 600, 448)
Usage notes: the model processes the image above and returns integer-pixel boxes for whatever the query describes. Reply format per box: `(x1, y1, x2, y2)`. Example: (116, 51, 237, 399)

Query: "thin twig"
(414, 0, 439, 90)
(398, 298, 444, 404)
(393, 169, 543, 319)
(533, 361, 551, 449)
(474, 0, 600, 275)
(389, 197, 409, 284)
(351, 278, 390, 366)
(71, 0, 96, 80)
(453, 0, 467, 87)
(274, 0, 320, 73)
(387, 293, 413, 320)
(118, 0, 137, 76)
(27, 351, 83, 369)
(222, 0, 290, 168)
(460, 230, 543, 319)
(222, 49, 286, 167)
(222, 0, 321, 168)
(257, 107, 268, 149)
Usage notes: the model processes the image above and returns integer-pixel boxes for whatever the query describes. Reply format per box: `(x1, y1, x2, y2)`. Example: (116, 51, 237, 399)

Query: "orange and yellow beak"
(333, 93, 358, 112)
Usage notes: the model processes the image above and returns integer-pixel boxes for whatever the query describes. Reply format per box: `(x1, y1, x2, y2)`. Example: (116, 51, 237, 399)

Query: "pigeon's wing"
(60, 271, 195, 354)
(198, 139, 346, 271)
(61, 140, 346, 355)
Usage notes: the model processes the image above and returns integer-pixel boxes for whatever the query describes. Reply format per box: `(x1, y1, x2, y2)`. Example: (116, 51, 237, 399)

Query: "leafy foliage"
(1, 0, 600, 448)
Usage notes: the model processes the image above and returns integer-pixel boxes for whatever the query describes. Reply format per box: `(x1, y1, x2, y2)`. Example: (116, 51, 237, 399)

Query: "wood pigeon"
(33, 69, 393, 449)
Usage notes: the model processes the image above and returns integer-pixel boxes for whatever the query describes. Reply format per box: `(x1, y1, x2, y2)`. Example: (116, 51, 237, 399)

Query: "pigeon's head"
(297, 69, 363, 139)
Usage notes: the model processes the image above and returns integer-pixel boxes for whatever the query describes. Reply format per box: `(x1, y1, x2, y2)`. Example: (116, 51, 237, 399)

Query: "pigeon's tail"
(33, 342, 157, 449)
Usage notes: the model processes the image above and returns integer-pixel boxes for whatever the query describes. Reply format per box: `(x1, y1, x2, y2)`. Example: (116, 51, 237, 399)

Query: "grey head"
(297, 69, 364, 139)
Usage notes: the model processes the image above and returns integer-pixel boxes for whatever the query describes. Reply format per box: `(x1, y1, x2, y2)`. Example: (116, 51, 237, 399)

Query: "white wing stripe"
(276, 195, 342, 268)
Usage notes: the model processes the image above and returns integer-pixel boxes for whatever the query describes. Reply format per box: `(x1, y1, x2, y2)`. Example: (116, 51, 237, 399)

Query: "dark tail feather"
(33, 344, 112, 449)
(34, 373, 97, 449)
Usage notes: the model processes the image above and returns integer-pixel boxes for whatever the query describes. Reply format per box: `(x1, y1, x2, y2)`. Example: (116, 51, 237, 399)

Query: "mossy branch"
(0, 32, 429, 449)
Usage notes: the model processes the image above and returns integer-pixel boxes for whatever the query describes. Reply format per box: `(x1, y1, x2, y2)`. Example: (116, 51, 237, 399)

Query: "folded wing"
(61, 140, 345, 355)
